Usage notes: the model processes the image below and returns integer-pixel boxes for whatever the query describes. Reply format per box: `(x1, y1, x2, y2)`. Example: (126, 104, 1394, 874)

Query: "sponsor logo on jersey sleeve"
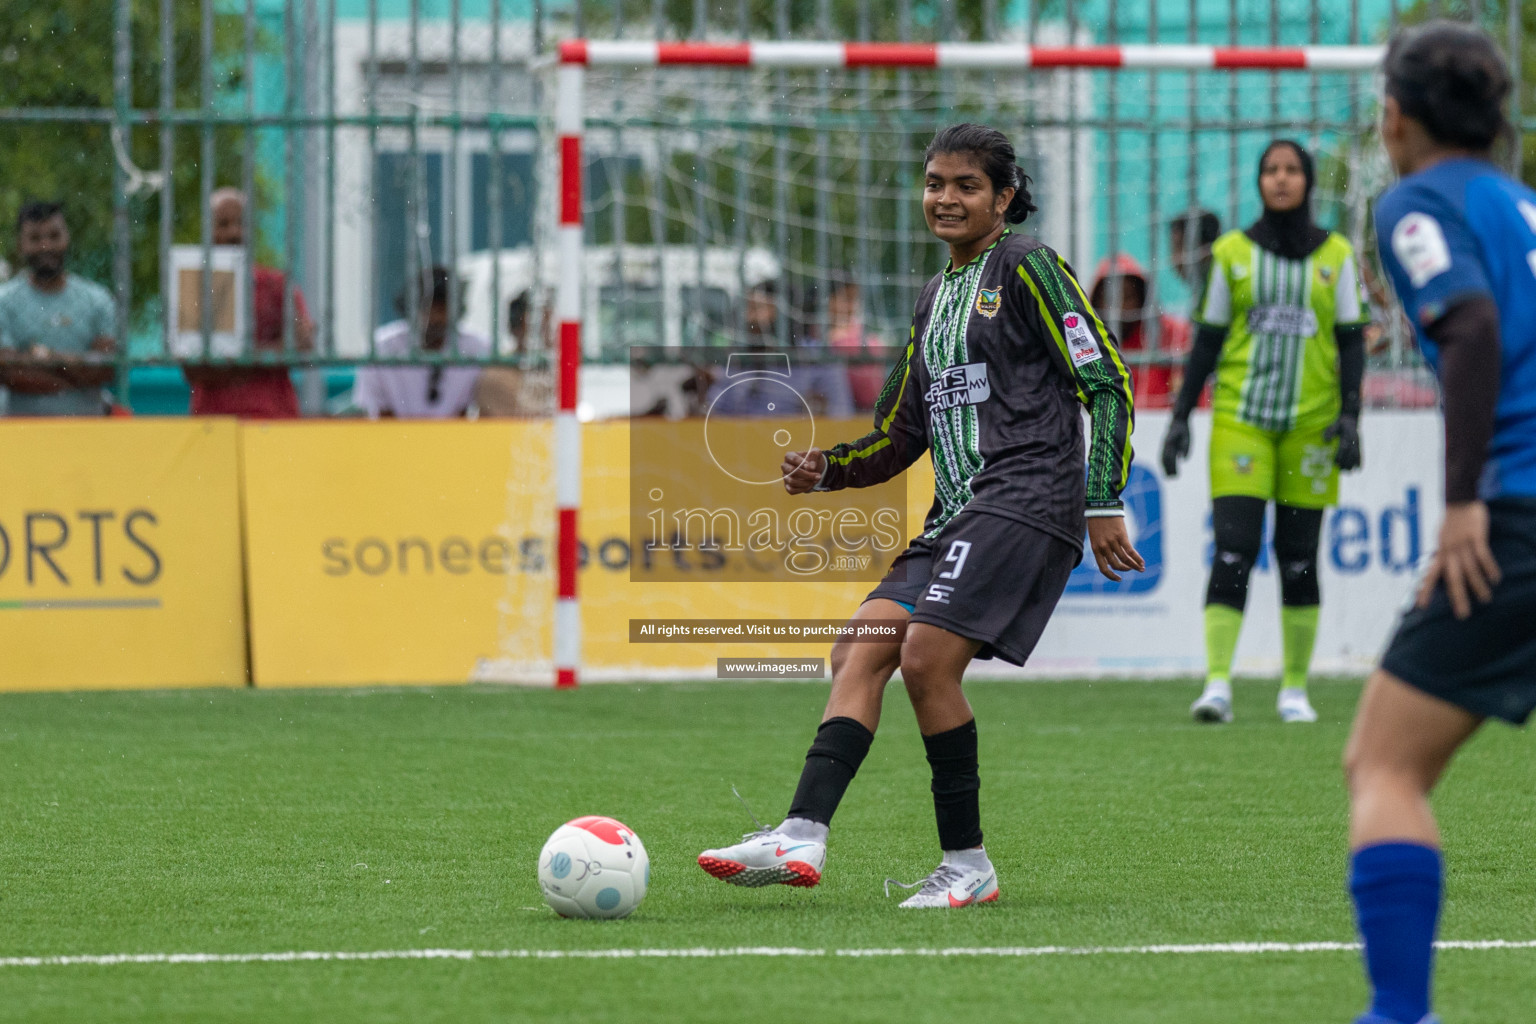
(923, 361, 991, 410)
(974, 287, 1001, 319)
(1391, 211, 1453, 288)
(1062, 312, 1101, 367)
(1517, 199, 1536, 235)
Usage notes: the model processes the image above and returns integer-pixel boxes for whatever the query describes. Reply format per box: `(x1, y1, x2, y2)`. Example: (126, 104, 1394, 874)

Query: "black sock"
(923, 719, 982, 850)
(786, 717, 874, 826)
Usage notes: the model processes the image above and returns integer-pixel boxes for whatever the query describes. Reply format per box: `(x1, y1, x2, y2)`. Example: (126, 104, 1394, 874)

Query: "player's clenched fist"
(781, 449, 827, 494)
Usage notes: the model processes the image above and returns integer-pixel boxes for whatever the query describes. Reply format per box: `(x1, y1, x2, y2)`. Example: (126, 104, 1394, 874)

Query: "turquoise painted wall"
(1052, 0, 1399, 310)
(331, 0, 543, 16)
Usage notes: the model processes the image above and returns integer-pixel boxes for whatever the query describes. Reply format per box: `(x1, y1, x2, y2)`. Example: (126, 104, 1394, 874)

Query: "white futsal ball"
(537, 816, 649, 919)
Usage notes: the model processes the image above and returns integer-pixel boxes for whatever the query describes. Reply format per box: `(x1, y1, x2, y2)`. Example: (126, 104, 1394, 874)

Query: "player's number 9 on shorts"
(939, 540, 972, 580)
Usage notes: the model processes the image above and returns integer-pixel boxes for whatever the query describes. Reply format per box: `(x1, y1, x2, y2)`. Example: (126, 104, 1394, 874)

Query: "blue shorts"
(1381, 498, 1536, 724)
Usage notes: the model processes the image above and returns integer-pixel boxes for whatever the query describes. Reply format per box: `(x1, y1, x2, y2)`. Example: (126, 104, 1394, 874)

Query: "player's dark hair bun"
(924, 123, 1039, 224)
(1384, 19, 1512, 151)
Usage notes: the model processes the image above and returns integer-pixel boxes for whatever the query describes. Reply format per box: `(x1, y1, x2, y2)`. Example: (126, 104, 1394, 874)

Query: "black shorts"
(865, 510, 1078, 666)
(1381, 498, 1536, 725)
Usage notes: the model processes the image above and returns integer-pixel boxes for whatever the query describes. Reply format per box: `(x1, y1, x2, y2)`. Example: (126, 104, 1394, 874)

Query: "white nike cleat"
(698, 827, 825, 888)
(1191, 682, 1234, 724)
(886, 860, 999, 909)
(1277, 687, 1319, 723)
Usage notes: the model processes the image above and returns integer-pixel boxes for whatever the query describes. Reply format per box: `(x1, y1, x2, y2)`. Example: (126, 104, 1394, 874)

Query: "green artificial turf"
(0, 679, 1531, 1023)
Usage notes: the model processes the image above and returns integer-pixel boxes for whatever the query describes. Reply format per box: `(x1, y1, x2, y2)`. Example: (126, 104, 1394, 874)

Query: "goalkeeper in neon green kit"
(1162, 139, 1369, 723)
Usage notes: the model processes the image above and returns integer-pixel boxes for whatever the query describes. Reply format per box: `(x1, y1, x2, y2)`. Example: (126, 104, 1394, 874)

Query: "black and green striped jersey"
(817, 230, 1136, 548)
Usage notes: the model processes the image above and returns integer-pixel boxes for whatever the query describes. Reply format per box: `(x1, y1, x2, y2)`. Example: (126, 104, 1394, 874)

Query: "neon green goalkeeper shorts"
(1208, 415, 1339, 509)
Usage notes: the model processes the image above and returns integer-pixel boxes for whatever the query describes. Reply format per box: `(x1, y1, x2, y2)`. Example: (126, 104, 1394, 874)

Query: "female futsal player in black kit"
(697, 124, 1141, 907)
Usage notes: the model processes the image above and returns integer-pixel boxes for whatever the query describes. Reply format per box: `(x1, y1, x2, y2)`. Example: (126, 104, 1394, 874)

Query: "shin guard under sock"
(922, 719, 982, 850)
(1280, 604, 1320, 691)
(1204, 603, 1244, 683)
(1350, 842, 1443, 1024)
(785, 717, 874, 827)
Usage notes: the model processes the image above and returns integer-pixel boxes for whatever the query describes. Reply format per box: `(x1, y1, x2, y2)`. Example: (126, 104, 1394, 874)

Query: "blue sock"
(1349, 842, 1443, 1024)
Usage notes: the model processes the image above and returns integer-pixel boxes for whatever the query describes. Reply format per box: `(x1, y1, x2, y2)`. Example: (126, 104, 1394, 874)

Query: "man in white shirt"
(355, 266, 489, 418)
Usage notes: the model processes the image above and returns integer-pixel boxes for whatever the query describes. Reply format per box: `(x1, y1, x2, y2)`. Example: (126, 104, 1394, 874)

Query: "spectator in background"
(1169, 207, 1221, 310)
(1089, 253, 1189, 410)
(355, 266, 488, 419)
(473, 290, 553, 416)
(0, 201, 117, 415)
(184, 188, 314, 418)
(824, 275, 886, 411)
(708, 279, 853, 418)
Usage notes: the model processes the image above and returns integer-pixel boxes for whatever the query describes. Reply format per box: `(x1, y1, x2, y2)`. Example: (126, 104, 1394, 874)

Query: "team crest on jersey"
(1062, 312, 1101, 367)
(1318, 265, 1333, 282)
(925, 361, 992, 410)
(975, 287, 1002, 319)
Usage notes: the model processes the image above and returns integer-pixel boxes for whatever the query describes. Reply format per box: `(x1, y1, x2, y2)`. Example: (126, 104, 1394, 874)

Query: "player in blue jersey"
(1345, 21, 1536, 1024)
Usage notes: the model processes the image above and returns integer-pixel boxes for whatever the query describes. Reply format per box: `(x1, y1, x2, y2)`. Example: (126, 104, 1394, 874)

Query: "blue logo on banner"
(1065, 463, 1164, 596)
(1203, 486, 1424, 575)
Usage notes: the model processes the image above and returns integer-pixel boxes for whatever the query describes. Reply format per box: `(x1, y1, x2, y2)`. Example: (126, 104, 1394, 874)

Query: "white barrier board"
(1017, 410, 1442, 678)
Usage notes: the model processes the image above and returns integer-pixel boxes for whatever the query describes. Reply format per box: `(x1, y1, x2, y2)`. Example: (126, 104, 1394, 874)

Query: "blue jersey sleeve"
(1375, 182, 1493, 331)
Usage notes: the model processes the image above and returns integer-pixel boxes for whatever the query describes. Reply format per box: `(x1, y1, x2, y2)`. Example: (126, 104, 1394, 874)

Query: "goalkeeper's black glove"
(1325, 414, 1362, 471)
(1161, 416, 1191, 478)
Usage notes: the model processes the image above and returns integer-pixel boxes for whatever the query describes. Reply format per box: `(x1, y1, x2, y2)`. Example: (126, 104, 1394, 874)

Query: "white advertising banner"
(1017, 409, 1443, 678)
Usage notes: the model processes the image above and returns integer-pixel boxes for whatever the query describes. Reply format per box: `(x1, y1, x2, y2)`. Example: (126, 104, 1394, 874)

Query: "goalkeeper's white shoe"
(1191, 680, 1234, 724)
(886, 859, 999, 909)
(1277, 687, 1319, 723)
(698, 827, 825, 888)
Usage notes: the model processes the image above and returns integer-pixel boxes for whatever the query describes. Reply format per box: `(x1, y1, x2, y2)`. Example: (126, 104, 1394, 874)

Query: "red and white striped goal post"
(550, 40, 1383, 688)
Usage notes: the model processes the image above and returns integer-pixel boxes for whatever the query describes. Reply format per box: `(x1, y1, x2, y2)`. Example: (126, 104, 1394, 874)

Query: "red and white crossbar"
(557, 40, 1384, 70)
(549, 38, 1380, 687)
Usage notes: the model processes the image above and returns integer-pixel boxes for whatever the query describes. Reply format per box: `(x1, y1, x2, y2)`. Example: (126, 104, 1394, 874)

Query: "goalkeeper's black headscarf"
(1245, 139, 1329, 261)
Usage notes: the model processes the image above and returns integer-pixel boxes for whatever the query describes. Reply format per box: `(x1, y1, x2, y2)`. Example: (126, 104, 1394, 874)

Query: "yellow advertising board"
(588, 418, 932, 676)
(241, 422, 526, 686)
(0, 418, 246, 691)
(241, 420, 933, 686)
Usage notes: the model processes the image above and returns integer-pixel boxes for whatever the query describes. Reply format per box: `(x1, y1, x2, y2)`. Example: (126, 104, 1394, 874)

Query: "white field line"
(3, 940, 1535, 968)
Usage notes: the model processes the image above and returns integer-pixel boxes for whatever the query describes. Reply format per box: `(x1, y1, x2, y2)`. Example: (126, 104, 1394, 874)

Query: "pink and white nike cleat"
(886, 860, 999, 909)
(698, 827, 825, 888)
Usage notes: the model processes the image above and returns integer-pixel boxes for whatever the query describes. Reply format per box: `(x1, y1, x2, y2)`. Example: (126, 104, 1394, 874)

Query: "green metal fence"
(0, 0, 1527, 414)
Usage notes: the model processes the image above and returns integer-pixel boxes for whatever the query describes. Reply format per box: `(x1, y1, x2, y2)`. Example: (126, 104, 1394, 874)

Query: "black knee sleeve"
(1275, 504, 1324, 607)
(923, 719, 982, 851)
(1206, 496, 1266, 611)
(786, 717, 874, 826)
